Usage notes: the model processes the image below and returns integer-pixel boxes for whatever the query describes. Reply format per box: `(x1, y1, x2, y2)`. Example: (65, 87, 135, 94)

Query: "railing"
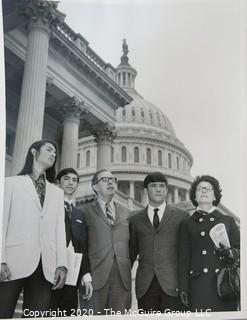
(55, 22, 116, 74)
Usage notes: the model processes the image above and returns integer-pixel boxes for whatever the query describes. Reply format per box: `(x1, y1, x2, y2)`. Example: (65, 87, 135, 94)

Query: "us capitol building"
(3, 0, 237, 218)
(77, 40, 193, 210)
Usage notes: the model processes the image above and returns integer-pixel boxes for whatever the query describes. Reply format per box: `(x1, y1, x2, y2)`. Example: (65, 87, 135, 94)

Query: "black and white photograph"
(0, 0, 246, 319)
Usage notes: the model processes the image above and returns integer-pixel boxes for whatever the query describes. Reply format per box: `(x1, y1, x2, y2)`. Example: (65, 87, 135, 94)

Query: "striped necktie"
(105, 203, 114, 225)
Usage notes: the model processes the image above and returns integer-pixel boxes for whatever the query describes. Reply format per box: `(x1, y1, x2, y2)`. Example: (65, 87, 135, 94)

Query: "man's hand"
(0, 263, 11, 282)
(180, 291, 189, 307)
(82, 281, 93, 301)
(52, 266, 67, 290)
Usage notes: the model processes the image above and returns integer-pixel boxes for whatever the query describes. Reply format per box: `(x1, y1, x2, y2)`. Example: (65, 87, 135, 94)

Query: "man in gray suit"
(80, 169, 131, 315)
(130, 172, 189, 313)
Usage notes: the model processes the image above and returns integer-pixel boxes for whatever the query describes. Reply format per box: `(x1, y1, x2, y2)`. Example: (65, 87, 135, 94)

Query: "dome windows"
(86, 150, 90, 167)
(157, 112, 161, 126)
(146, 148, 151, 164)
(141, 108, 145, 121)
(158, 150, 162, 166)
(162, 114, 168, 130)
(121, 146, 127, 162)
(176, 156, 180, 171)
(134, 146, 139, 163)
(168, 153, 172, 169)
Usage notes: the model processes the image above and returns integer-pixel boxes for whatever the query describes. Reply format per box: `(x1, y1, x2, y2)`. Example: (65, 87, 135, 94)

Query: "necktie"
(65, 201, 73, 220)
(153, 208, 159, 229)
(64, 201, 73, 245)
(34, 174, 46, 207)
(105, 203, 114, 225)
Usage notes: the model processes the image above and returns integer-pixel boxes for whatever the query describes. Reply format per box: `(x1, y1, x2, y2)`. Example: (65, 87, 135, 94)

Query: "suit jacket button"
(189, 270, 193, 274)
(199, 218, 203, 222)
(215, 268, 220, 273)
(210, 217, 215, 221)
(202, 250, 207, 255)
(200, 231, 205, 236)
(203, 268, 208, 273)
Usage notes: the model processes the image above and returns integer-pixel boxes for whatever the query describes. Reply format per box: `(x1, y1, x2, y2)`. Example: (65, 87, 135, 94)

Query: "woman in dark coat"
(178, 175, 240, 312)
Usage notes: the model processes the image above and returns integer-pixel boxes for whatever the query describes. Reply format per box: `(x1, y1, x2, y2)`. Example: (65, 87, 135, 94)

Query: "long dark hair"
(18, 140, 57, 183)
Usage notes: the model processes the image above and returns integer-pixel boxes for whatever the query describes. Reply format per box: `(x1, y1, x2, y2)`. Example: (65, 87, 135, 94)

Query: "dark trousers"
(0, 260, 51, 319)
(49, 285, 78, 316)
(138, 276, 181, 313)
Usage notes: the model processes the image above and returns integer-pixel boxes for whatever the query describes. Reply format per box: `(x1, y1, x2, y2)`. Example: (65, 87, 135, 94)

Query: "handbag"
(217, 260, 240, 300)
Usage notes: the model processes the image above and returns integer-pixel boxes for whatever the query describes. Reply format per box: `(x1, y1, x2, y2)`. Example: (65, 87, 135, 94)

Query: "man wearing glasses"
(129, 172, 189, 313)
(79, 169, 131, 315)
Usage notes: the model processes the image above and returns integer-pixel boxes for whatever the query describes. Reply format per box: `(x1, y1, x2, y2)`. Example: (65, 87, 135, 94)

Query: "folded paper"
(209, 223, 230, 248)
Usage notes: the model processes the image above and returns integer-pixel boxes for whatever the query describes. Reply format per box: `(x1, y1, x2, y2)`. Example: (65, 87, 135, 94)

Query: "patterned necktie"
(105, 203, 114, 225)
(34, 174, 46, 207)
(64, 201, 73, 220)
(153, 208, 159, 229)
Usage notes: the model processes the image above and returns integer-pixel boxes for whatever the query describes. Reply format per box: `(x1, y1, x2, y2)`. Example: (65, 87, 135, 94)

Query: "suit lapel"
(42, 180, 52, 215)
(23, 175, 42, 211)
(92, 200, 110, 226)
(156, 204, 173, 231)
(141, 207, 154, 233)
(113, 202, 121, 226)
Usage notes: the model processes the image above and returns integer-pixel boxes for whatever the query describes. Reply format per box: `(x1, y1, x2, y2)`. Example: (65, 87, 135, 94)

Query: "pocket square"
(76, 219, 82, 223)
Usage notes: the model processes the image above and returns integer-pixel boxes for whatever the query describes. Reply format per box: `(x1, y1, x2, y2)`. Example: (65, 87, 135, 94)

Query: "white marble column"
(93, 122, 116, 171)
(167, 192, 172, 204)
(128, 198, 133, 211)
(174, 187, 179, 204)
(129, 181, 135, 199)
(11, 2, 64, 174)
(141, 188, 149, 206)
(60, 97, 87, 169)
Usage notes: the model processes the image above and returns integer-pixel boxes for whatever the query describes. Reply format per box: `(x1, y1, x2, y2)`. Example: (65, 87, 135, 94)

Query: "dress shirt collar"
(97, 196, 115, 218)
(64, 196, 74, 206)
(30, 171, 46, 182)
(147, 201, 167, 224)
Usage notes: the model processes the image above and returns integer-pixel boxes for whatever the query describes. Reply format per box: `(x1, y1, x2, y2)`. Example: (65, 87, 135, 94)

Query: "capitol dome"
(116, 90, 176, 138)
(77, 40, 193, 209)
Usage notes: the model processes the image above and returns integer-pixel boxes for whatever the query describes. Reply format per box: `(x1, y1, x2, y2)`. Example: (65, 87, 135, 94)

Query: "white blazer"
(1, 175, 67, 283)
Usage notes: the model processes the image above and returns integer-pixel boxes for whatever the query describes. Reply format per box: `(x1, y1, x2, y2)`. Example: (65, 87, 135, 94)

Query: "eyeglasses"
(96, 177, 117, 184)
(196, 186, 213, 193)
(148, 183, 167, 189)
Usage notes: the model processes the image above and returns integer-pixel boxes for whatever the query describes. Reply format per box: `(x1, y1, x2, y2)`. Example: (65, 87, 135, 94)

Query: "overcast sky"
(57, 0, 245, 217)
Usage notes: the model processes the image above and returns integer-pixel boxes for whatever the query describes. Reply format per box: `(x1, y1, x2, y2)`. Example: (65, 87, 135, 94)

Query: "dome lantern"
(116, 39, 137, 92)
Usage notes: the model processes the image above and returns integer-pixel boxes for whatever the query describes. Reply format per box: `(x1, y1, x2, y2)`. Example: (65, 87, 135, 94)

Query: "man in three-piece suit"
(79, 169, 131, 315)
(129, 172, 189, 313)
(49, 168, 93, 315)
(0, 140, 67, 318)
